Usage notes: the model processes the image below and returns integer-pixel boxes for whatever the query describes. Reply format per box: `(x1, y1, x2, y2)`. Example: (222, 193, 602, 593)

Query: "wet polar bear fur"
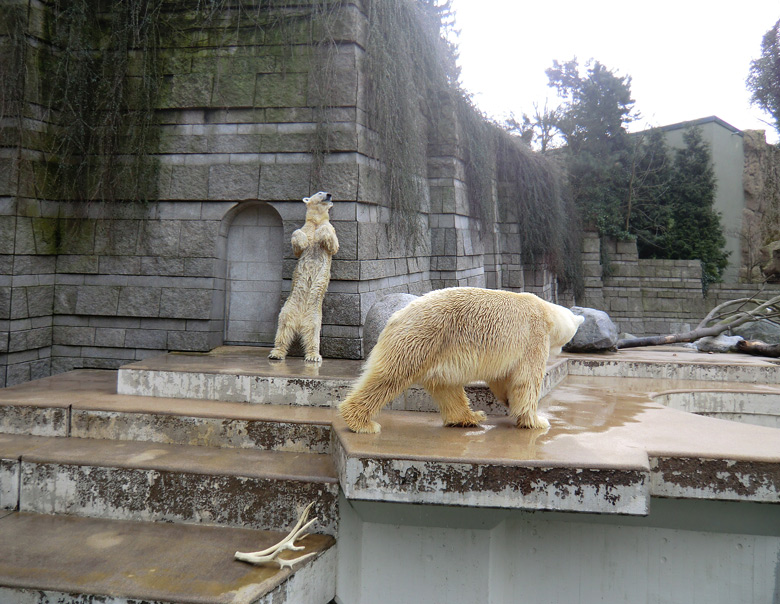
(339, 287, 584, 433)
(269, 192, 339, 364)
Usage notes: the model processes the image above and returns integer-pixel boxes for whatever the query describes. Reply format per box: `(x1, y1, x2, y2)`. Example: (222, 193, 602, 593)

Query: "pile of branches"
(617, 293, 780, 356)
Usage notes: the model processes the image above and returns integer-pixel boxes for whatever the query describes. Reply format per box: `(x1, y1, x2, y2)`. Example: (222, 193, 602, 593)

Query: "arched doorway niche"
(221, 202, 284, 345)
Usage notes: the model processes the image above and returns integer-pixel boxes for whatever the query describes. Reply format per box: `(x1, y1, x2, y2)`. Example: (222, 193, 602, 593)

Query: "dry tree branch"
(617, 294, 780, 349)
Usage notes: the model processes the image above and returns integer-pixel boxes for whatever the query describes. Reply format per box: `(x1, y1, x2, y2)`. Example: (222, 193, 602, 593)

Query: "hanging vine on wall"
(10, 0, 341, 208)
(362, 0, 459, 249)
(41, 0, 166, 204)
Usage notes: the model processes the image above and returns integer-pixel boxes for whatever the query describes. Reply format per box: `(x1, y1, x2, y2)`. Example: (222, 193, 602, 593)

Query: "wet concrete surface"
(2, 346, 780, 512)
(0, 512, 335, 603)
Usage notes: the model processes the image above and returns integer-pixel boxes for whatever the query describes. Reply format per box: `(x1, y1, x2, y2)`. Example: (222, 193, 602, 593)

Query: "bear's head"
(303, 191, 333, 223)
(548, 305, 585, 356)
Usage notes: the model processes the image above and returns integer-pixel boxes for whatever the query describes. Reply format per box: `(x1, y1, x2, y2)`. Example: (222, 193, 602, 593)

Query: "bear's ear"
(302, 197, 311, 204)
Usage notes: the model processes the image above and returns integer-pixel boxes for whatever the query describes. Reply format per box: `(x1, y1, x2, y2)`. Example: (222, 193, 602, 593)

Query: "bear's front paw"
(445, 410, 487, 428)
(268, 349, 286, 360)
(304, 353, 322, 364)
(516, 414, 550, 430)
(353, 421, 381, 434)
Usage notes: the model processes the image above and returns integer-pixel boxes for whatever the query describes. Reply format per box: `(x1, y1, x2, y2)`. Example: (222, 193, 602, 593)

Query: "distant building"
(641, 116, 746, 282)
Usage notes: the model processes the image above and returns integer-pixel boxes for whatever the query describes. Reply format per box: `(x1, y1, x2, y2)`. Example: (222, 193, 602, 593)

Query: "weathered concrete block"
(160, 288, 213, 319)
(124, 329, 168, 349)
(167, 330, 218, 351)
(94, 220, 141, 256)
(212, 73, 256, 107)
(98, 256, 142, 275)
(209, 164, 260, 201)
(56, 255, 99, 274)
(323, 293, 361, 327)
(138, 220, 181, 257)
(163, 73, 214, 108)
(258, 164, 310, 200)
(321, 336, 361, 360)
(75, 286, 121, 316)
(24, 286, 53, 318)
(0, 218, 15, 254)
(255, 72, 309, 108)
(141, 257, 185, 276)
(179, 221, 219, 257)
(53, 326, 95, 347)
(95, 327, 126, 348)
(165, 165, 210, 201)
(117, 287, 162, 317)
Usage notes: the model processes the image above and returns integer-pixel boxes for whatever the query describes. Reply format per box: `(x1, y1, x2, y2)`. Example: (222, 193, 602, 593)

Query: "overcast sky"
(449, 1, 779, 143)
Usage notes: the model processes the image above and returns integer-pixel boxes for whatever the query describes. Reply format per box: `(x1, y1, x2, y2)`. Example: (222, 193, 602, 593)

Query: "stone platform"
(2, 345, 780, 602)
(113, 346, 780, 514)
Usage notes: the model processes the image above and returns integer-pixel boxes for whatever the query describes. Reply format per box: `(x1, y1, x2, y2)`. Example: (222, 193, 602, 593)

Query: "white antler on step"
(235, 502, 318, 569)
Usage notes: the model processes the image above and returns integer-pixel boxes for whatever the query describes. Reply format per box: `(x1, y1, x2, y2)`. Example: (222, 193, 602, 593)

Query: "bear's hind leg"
(425, 383, 487, 428)
(268, 310, 296, 360)
(487, 379, 510, 408)
(339, 378, 404, 434)
(506, 369, 549, 430)
(300, 314, 323, 364)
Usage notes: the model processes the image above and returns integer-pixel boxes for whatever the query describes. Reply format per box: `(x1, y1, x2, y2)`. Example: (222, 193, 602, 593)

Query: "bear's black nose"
(325, 192, 332, 201)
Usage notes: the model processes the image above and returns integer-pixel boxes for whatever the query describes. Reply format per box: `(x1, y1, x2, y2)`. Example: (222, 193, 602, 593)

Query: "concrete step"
(567, 346, 780, 383)
(0, 370, 334, 454)
(0, 433, 339, 535)
(0, 511, 336, 604)
(116, 346, 569, 415)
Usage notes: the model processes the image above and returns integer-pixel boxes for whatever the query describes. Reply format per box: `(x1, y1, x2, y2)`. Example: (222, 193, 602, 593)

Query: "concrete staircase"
(0, 369, 339, 604)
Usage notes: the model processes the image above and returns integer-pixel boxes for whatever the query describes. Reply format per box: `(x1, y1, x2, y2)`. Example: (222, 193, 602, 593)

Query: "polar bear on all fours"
(338, 287, 584, 434)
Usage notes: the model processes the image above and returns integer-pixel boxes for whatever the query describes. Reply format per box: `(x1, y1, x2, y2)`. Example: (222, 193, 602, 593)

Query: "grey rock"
(695, 333, 744, 353)
(731, 320, 780, 344)
(563, 306, 618, 352)
(363, 293, 418, 358)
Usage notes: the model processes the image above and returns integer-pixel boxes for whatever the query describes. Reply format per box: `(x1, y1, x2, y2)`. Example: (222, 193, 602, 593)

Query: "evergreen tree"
(662, 127, 729, 287)
(628, 129, 675, 257)
(545, 58, 636, 238)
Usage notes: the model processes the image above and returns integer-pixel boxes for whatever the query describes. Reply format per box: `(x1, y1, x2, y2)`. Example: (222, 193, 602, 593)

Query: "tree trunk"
(735, 340, 780, 358)
(616, 324, 727, 349)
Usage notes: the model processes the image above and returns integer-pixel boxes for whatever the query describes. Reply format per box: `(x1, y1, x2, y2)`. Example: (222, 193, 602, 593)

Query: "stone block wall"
(580, 233, 780, 336)
(1, 0, 565, 386)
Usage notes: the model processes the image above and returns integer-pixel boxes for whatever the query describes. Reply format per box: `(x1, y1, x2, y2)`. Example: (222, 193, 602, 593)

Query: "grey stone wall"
(580, 233, 780, 335)
(1, 0, 563, 386)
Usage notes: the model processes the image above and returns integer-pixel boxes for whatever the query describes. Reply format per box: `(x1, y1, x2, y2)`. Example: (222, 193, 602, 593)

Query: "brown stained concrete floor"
(124, 346, 365, 380)
(0, 512, 334, 604)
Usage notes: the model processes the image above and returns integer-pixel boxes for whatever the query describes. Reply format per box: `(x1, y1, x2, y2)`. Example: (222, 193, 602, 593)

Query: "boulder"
(563, 306, 619, 352)
(363, 293, 418, 357)
(695, 333, 744, 353)
(731, 320, 780, 344)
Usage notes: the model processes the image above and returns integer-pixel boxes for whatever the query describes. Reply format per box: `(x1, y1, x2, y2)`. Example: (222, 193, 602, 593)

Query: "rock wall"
(0, 0, 558, 386)
(741, 129, 780, 280)
(582, 232, 780, 335)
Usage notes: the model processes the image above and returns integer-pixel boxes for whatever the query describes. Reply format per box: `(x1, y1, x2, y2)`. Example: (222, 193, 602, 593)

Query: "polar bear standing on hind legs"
(338, 287, 584, 433)
(268, 191, 339, 364)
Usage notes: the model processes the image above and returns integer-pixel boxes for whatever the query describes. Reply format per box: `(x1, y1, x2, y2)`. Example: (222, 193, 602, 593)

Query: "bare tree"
(617, 294, 780, 349)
